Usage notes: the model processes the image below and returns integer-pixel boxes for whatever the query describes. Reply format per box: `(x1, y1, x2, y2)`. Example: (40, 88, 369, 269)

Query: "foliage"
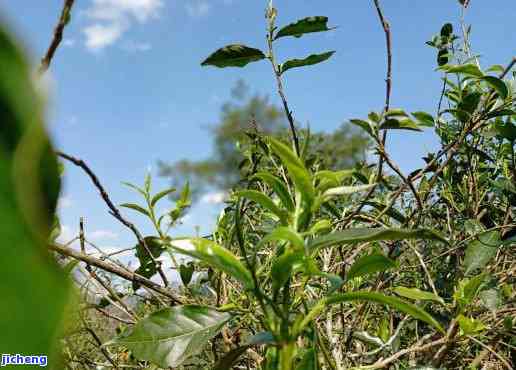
(2, 1, 515, 370)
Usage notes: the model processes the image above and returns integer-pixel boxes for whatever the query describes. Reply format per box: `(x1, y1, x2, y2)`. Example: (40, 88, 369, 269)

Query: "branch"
(56, 151, 170, 287)
(49, 242, 183, 304)
(39, 0, 75, 74)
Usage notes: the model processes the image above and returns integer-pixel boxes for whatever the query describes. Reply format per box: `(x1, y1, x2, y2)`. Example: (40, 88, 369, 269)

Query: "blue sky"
(1, 0, 515, 266)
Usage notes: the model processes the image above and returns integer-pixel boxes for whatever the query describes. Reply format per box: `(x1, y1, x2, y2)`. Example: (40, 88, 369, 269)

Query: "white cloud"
(63, 38, 76, 47)
(89, 229, 119, 240)
(185, 0, 211, 18)
(121, 40, 152, 52)
(83, 0, 163, 51)
(200, 191, 227, 205)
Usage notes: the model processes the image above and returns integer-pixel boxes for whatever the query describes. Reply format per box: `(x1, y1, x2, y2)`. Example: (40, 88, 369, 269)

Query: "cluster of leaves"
(1, 1, 515, 370)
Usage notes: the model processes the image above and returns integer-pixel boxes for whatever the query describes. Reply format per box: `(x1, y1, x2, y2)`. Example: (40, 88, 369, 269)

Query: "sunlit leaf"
(111, 305, 230, 368)
(151, 187, 176, 207)
(325, 292, 444, 333)
(253, 172, 295, 212)
(170, 238, 255, 290)
(393, 287, 445, 304)
(120, 203, 150, 217)
(463, 231, 501, 275)
(309, 228, 447, 253)
(440, 63, 484, 77)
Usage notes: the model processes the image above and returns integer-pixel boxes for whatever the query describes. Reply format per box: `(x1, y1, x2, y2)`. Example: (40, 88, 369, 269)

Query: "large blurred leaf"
(309, 228, 447, 253)
(112, 305, 230, 368)
(347, 253, 396, 280)
(201, 44, 266, 68)
(463, 231, 501, 275)
(274, 16, 334, 40)
(279, 51, 335, 75)
(325, 292, 444, 333)
(0, 25, 69, 361)
(170, 238, 255, 290)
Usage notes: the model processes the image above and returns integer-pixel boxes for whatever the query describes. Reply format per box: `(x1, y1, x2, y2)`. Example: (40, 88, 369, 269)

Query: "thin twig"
(49, 242, 182, 304)
(56, 151, 170, 287)
(39, 0, 75, 74)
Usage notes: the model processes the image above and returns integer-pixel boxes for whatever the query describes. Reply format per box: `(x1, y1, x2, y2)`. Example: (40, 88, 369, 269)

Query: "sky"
(1, 0, 515, 271)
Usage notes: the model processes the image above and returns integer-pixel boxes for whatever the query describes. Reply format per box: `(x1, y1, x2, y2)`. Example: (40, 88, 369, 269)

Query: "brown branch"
(56, 151, 170, 287)
(373, 0, 392, 113)
(50, 242, 182, 304)
(39, 0, 75, 74)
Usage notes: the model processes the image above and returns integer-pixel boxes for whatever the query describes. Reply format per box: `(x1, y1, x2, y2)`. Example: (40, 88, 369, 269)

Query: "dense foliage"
(1, 1, 515, 369)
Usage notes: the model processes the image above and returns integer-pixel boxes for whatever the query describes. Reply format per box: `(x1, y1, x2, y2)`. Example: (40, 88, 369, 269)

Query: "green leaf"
(133, 236, 166, 290)
(274, 16, 335, 40)
(457, 314, 486, 336)
(454, 274, 488, 310)
(120, 203, 150, 217)
(347, 254, 396, 280)
(457, 92, 482, 122)
(235, 190, 288, 224)
(213, 332, 274, 370)
(253, 172, 295, 212)
(151, 187, 176, 207)
(308, 228, 447, 254)
(440, 63, 484, 77)
(122, 181, 146, 196)
(0, 25, 70, 361)
(179, 262, 194, 287)
(257, 227, 305, 251)
(268, 137, 315, 204)
(201, 44, 266, 68)
(322, 183, 376, 198)
(440, 23, 453, 37)
(494, 119, 516, 142)
(350, 119, 374, 136)
(463, 231, 501, 275)
(271, 249, 304, 294)
(478, 289, 501, 313)
(325, 292, 444, 333)
(170, 238, 255, 290)
(480, 76, 508, 100)
(380, 118, 422, 131)
(296, 348, 317, 370)
(279, 51, 335, 75)
(393, 287, 445, 304)
(112, 305, 230, 368)
(411, 111, 435, 127)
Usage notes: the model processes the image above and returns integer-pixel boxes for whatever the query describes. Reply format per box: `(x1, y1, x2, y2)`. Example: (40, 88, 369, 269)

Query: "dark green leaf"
(112, 305, 230, 368)
(494, 120, 516, 142)
(440, 23, 453, 37)
(133, 236, 166, 290)
(151, 187, 176, 207)
(364, 201, 407, 223)
(480, 76, 508, 100)
(309, 228, 447, 253)
(257, 227, 305, 250)
(380, 118, 422, 132)
(235, 190, 288, 224)
(271, 249, 304, 293)
(412, 111, 435, 127)
(171, 238, 255, 290)
(325, 292, 444, 333)
(347, 254, 396, 280)
(253, 172, 295, 212)
(274, 16, 335, 40)
(350, 119, 374, 137)
(201, 44, 266, 68)
(179, 263, 194, 286)
(279, 51, 335, 75)
(463, 231, 501, 275)
(120, 203, 150, 217)
(296, 348, 317, 370)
